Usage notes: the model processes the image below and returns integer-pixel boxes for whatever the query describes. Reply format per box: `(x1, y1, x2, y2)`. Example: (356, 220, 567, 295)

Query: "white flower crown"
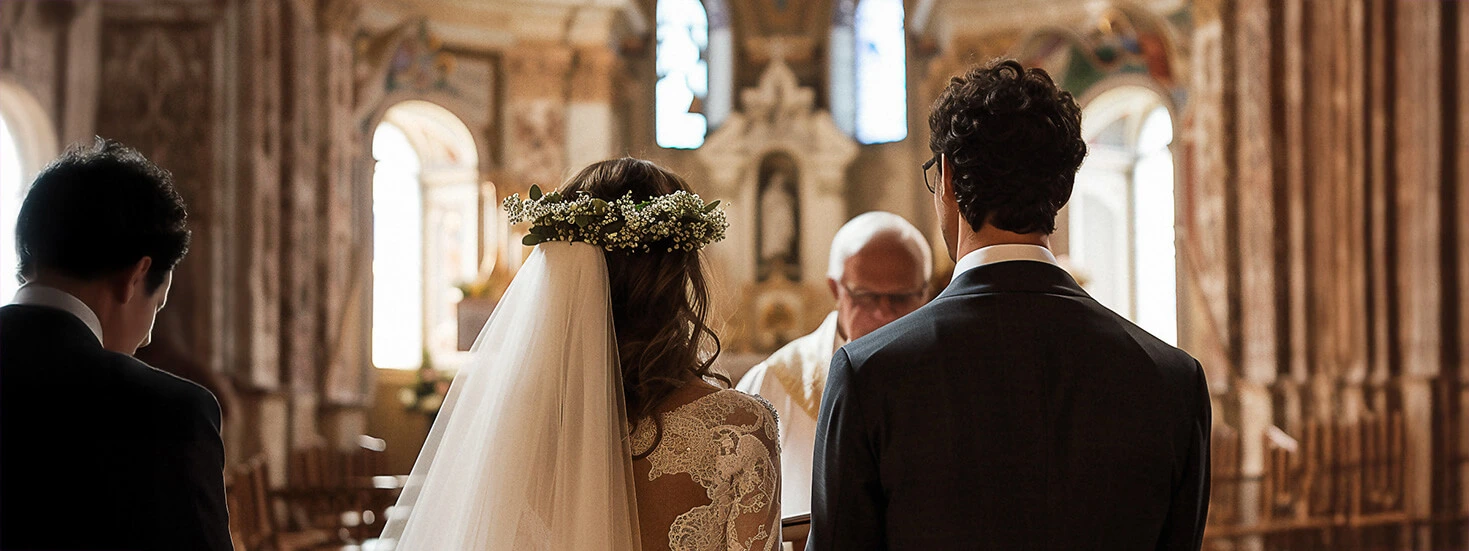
(503, 184, 729, 253)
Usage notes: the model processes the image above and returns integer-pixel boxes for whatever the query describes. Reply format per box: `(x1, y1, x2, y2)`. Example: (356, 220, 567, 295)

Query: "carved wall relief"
(97, 12, 219, 377)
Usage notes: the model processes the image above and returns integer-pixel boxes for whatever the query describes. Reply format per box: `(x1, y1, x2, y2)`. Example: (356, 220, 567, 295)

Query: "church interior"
(1, 0, 1466, 548)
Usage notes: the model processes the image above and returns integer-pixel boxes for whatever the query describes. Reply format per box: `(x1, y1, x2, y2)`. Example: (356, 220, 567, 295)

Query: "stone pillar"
(567, 47, 620, 172)
(279, 0, 325, 450)
(1393, 1, 1444, 538)
(318, 0, 370, 412)
(1185, 0, 1248, 547)
(227, 0, 288, 479)
(1455, 5, 1469, 537)
(1181, 0, 1236, 391)
(1231, 1, 1277, 546)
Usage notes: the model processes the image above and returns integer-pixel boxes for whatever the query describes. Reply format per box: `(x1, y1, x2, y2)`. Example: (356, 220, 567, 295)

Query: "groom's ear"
(941, 155, 958, 202)
(114, 257, 153, 305)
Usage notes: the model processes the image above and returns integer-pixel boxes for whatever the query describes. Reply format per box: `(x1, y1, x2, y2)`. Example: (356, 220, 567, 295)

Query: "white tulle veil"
(378, 242, 640, 550)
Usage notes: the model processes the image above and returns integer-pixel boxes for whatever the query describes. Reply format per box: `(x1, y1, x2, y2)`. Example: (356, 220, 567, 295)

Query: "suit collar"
(1, 303, 107, 350)
(937, 260, 1091, 300)
(952, 244, 1058, 277)
(11, 285, 105, 345)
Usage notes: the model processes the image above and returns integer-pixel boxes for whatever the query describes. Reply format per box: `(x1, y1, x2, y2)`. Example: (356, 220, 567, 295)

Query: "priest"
(737, 211, 932, 515)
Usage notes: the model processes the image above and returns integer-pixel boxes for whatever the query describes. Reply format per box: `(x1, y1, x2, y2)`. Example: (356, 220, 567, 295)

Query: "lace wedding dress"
(379, 243, 781, 551)
(632, 389, 782, 551)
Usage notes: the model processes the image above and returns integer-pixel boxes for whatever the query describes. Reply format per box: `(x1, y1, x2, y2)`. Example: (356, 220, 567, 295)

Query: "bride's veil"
(378, 241, 641, 550)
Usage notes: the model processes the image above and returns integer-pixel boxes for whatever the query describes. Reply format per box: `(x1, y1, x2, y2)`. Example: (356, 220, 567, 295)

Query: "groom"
(810, 60, 1211, 549)
(0, 139, 231, 550)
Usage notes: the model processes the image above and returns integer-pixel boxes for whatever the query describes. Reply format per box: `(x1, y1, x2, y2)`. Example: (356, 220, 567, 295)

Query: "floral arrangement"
(502, 185, 728, 252)
(398, 350, 451, 416)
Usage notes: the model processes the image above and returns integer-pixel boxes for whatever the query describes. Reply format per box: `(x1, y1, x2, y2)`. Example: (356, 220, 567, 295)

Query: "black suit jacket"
(810, 260, 1210, 550)
(0, 304, 232, 550)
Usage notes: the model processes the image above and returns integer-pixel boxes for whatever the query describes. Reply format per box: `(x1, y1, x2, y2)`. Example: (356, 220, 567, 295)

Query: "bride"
(380, 158, 781, 550)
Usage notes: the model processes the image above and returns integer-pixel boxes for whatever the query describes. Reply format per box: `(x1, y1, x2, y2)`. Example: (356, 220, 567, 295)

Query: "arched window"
(656, 0, 709, 149)
(831, 0, 907, 144)
(656, 0, 730, 149)
(371, 101, 484, 370)
(0, 83, 57, 301)
(1065, 86, 1177, 344)
(0, 113, 24, 300)
(371, 122, 424, 369)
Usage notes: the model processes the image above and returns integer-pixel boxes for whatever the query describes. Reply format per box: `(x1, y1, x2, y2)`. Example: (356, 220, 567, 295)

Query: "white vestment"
(735, 311, 842, 516)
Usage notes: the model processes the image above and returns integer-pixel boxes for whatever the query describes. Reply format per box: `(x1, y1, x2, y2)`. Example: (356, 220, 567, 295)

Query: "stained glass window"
(656, 0, 710, 149)
(853, 0, 907, 144)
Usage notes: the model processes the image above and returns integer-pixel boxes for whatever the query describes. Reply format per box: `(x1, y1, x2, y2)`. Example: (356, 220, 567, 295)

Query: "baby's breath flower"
(503, 185, 728, 252)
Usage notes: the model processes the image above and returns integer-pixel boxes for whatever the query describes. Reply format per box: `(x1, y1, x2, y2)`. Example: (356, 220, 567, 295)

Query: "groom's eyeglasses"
(841, 282, 929, 310)
(922, 155, 939, 193)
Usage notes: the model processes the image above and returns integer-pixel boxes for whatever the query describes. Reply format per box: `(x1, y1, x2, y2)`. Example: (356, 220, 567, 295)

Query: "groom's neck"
(954, 223, 1051, 260)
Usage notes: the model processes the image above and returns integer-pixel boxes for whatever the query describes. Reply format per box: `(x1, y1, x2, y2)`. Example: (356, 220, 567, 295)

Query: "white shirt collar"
(951, 244, 1059, 280)
(10, 285, 105, 345)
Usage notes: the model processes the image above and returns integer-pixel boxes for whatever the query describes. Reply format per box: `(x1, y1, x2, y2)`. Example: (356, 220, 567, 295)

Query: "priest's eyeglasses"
(840, 282, 928, 310)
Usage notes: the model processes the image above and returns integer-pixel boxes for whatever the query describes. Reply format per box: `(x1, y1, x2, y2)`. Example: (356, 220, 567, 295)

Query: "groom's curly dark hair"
(559, 158, 727, 457)
(16, 137, 190, 291)
(929, 59, 1087, 234)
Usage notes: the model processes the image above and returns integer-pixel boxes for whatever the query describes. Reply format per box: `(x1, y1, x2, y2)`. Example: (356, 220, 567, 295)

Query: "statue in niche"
(756, 152, 800, 281)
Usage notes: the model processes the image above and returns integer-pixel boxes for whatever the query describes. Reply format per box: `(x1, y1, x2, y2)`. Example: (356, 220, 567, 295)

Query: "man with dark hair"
(811, 60, 1211, 550)
(0, 138, 232, 550)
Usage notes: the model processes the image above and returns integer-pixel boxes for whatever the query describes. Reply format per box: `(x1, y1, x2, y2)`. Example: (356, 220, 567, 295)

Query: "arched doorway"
(1064, 85, 1177, 344)
(370, 100, 485, 370)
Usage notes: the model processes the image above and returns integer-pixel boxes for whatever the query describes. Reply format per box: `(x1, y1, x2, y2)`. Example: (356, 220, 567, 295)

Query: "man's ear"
(116, 257, 153, 305)
(941, 154, 959, 204)
(827, 277, 840, 301)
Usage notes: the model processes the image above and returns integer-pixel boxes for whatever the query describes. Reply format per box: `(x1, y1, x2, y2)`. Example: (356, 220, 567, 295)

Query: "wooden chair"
(781, 513, 810, 551)
(276, 436, 400, 545)
(226, 456, 334, 551)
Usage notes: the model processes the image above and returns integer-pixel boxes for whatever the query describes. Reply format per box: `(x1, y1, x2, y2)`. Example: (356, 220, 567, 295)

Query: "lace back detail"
(632, 390, 781, 551)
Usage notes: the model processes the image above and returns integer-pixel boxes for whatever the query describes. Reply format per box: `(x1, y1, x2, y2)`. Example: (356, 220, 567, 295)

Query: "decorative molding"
(743, 35, 818, 65)
(504, 42, 574, 100)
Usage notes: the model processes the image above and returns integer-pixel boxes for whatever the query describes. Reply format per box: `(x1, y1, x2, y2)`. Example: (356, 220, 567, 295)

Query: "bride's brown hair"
(558, 158, 727, 452)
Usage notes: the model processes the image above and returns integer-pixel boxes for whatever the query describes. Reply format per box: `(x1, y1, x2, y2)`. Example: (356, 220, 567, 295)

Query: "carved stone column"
(317, 0, 370, 450)
(1455, 5, 1469, 535)
(1231, 1, 1277, 547)
(229, 0, 289, 481)
(1394, 2, 1444, 534)
(1183, 1, 1249, 546)
(279, 0, 326, 450)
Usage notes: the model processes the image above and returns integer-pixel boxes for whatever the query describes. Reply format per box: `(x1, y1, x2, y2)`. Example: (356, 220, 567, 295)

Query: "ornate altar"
(698, 59, 858, 355)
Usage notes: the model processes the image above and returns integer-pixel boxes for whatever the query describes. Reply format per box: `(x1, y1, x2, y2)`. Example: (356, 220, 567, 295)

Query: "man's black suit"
(0, 304, 232, 550)
(811, 260, 1210, 550)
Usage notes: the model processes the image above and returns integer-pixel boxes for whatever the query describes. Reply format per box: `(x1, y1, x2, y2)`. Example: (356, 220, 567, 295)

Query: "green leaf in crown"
(502, 186, 729, 253)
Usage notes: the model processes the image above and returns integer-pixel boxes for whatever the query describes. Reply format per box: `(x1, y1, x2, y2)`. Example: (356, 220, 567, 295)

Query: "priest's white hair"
(826, 211, 933, 282)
